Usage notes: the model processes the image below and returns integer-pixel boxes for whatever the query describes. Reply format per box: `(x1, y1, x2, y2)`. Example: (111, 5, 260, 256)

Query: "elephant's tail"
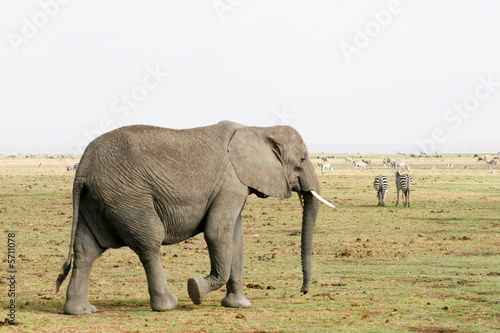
(56, 178, 85, 293)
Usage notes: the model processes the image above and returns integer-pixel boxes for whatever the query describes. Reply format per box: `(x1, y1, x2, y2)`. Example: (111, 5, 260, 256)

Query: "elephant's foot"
(187, 277, 211, 305)
(150, 293, 178, 311)
(221, 293, 252, 308)
(63, 300, 97, 315)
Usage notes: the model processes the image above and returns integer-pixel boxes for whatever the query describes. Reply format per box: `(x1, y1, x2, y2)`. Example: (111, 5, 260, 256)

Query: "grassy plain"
(1, 154, 499, 332)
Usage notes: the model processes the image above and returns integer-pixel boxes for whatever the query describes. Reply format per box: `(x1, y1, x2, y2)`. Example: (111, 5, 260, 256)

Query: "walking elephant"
(56, 121, 334, 314)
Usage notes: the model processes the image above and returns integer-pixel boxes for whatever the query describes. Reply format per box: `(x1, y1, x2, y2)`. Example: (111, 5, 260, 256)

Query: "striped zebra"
(353, 160, 367, 170)
(394, 170, 413, 207)
(321, 160, 333, 174)
(392, 159, 411, 171)
(362, 159, 372, 169)
(373, 175, 389, 206)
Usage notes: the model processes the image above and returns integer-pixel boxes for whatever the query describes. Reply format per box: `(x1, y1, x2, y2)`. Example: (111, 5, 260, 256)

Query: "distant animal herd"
(1, 152, 496, 208)
(317, 155, 414, 207)
(316, 153, 499, 207)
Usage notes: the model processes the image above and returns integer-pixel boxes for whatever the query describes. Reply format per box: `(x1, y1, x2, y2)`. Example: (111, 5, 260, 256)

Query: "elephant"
(55, 121, 334, 314)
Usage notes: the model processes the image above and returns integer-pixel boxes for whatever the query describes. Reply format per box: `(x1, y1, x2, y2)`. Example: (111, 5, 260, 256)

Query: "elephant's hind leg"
(64, 222, 105, 315)
(139, 252, 178, 311)
(119, 208, 178, 311)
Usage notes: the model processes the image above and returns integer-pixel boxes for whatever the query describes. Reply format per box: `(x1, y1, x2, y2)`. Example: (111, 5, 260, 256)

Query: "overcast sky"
(1, 1, 499, 154)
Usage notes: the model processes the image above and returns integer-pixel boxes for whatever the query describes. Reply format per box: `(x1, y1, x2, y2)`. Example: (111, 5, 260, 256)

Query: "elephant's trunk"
(300, 190, 320, 294)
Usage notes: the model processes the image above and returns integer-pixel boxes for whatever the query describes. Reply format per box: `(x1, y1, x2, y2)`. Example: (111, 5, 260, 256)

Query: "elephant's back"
(75, 122, 242, 201)
(85, 122, 242, 158)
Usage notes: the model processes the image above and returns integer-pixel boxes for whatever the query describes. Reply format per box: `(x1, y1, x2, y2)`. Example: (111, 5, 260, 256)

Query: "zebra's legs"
(395, 188, 400, 206)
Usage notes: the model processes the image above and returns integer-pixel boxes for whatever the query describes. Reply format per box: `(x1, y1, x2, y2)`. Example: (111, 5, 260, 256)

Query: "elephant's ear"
(228, 127, 291, 199)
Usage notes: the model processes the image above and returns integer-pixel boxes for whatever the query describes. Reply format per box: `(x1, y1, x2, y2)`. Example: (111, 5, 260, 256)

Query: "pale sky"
(1, 1, 499, 154)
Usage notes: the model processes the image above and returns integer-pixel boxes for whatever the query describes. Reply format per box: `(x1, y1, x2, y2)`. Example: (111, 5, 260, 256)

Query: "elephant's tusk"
(310, 190, 336, 209)
(297, 192, 304, 208)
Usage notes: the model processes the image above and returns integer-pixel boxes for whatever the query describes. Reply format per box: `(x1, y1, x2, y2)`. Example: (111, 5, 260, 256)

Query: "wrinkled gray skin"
(56, 121, 321, 314)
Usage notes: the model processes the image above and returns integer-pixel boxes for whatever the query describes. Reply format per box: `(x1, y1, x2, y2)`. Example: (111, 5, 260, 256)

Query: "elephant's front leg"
(221, 215, 251, 308)
(187, 196, 246, 305)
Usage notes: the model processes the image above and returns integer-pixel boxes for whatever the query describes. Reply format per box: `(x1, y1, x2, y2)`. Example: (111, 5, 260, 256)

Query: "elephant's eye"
(301, 157, 306, 164)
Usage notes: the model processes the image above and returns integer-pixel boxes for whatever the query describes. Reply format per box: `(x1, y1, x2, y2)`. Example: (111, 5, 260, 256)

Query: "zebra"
(373, 175, 389, 206)
(392, 159, 411, 171)
(362, 159, 372, 169)
(353, 160, 367, 170)
(321, 160, 333, 174)
(394, 170, 413, 207)
(391, 159, 404, 168)
(344, 157, 354, 163)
